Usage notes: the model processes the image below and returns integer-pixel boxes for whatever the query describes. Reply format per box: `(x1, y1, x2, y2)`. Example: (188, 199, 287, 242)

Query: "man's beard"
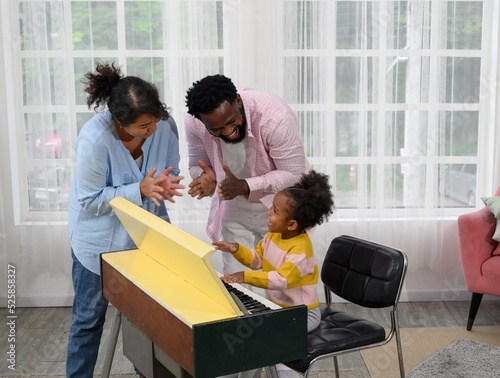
(220, 122, 246, 144)
(220, 106, 247, 144)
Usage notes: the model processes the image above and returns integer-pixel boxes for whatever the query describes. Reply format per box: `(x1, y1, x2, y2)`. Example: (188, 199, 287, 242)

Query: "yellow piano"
(100, 197, 307, 378)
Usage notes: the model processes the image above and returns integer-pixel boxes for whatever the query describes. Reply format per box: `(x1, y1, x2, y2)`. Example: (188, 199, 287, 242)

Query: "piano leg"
(122, 316, 193, 378)
(102, 307, 122, 378)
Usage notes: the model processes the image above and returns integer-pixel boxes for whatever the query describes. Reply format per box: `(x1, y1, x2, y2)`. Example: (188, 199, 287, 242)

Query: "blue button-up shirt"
(68, 110, 181, 275)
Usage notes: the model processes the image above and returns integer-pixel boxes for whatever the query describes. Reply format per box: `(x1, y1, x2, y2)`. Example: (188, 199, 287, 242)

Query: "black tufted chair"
(284, 235, 408, 378)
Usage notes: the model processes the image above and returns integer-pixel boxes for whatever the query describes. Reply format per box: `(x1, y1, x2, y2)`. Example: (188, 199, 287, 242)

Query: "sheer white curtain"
(1, 1, 73, 306)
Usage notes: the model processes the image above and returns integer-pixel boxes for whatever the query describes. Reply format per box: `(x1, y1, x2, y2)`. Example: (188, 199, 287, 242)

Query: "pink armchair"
(458, 186, 500, 330)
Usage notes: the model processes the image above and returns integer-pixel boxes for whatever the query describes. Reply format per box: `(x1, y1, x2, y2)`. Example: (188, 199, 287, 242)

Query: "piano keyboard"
(216, 272, 282, 314)
(222, 281, 281, 314)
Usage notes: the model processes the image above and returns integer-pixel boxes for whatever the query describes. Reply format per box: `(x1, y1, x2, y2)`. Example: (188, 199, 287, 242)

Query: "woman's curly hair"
(284, 170, 335, 231)
(185, 74, 238, 119)
(82, 62, 170, 125)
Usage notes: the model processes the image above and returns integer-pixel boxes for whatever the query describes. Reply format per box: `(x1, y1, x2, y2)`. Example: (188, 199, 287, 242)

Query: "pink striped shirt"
(185, 88, 310, 240)
(233, 232, 319, 309)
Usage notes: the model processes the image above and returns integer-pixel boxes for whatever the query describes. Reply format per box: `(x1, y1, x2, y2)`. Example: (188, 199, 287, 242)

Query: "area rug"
(361, 325, 500, 378)
(406, 338, 500, 377)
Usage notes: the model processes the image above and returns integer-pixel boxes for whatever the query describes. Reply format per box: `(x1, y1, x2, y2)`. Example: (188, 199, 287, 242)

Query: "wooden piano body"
(101, 197, 307, 378)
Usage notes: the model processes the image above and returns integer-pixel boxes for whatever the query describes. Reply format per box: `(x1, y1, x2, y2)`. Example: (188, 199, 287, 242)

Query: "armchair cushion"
(481, 196, 500, 250)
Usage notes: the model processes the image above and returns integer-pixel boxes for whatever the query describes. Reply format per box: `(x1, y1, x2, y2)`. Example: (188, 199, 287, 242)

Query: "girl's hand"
(221, 272, 244, 284)
(156, 167, 185, 203)
(212, 240, 239, 253)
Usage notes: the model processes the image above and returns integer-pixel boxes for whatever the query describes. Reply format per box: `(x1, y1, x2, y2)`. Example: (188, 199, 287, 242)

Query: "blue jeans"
(66, 250, 109, 378)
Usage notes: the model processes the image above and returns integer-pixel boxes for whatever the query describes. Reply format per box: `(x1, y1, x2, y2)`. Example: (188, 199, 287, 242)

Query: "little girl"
(213, 169, 334, 353)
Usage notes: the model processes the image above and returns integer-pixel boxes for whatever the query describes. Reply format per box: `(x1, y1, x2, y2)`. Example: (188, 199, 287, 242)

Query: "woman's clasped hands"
(140, 166, 186, 206)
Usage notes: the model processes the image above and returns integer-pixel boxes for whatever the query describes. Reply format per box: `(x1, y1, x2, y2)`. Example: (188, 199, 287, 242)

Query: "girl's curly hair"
(185, 74, 238, 119)
(82, 62, 170, 125)
(284, 170, 335, 231)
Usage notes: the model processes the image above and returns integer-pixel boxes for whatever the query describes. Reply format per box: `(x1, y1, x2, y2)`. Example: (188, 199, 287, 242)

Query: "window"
(283, 1, 492, 214)
(5, 0, 497, 224)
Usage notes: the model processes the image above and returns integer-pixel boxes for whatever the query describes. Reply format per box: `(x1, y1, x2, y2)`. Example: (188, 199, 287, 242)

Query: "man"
(185, 74, 310, 274)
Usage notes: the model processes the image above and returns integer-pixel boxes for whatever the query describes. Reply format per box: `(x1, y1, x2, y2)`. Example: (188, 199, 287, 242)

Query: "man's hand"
(188, 160, 216, 199)
(221, 272, 244, 284)
(218, 163, 249, 200)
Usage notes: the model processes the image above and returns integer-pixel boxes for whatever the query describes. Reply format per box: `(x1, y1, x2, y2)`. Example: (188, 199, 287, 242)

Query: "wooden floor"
(1, 300, 500, 377)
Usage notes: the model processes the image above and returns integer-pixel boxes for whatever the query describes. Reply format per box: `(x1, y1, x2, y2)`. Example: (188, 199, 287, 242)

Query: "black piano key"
(221, 280, 272, 313)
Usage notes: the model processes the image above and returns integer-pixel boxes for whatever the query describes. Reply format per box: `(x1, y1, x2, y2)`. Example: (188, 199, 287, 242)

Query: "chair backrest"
(321, 235, 407, 308)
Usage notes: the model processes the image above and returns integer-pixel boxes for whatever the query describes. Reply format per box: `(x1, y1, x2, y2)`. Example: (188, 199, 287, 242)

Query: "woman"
(66, 62, 184, 377)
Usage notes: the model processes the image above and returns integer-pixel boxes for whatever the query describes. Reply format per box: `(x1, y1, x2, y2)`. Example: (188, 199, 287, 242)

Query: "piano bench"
(284, 307, 386, 373)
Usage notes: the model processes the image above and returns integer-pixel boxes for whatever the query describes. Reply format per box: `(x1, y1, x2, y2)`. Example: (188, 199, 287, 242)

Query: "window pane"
(27, 165, 72, 211)
(336, 1, 377, 49)
(336, 164, 374, 209)
(336, 57, 375, 104)
(438, 163, 477, 207)
(385, 111, 428, 157)
(19, 1, 66, 51)
(336, 111, 375, 157)
(284, 57, 325, 104)
(386, 57, 407, 103)
(387, 1, 431, 50)
(25, 113, 70, 160)
(71, 1, 118, 50)
(439, 111, 479, 156)
(297, 111, 326, 158)
(442, 57, 481, 103)
(22, 58, 67, 106)
(414, 56, 431, 103)
(385, 163, 426, 208)
(385, 111, 405, 156)
(125, 1, 165, 50)
(388, 57, 431, 103)
(444, 2, 483, 50)
(283, 1, 326, 50)
(179, 1, 222, 50)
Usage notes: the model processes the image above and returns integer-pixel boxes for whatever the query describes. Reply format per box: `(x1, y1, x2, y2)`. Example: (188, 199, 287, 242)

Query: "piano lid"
(107, 197, 243, 325)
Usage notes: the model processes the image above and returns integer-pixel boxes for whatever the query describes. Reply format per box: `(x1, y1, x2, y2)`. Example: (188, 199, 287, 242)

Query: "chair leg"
(333, 356, 339, 378)
(393, 310, 405, 377)
(467, 292, 483, 331)
(264, 365, 279, 378)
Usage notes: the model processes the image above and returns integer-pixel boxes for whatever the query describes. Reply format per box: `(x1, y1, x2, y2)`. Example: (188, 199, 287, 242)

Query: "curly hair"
(284, 170, 335, 231)
(185, 74, 238, 119)
(82, 62, 170, 125)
